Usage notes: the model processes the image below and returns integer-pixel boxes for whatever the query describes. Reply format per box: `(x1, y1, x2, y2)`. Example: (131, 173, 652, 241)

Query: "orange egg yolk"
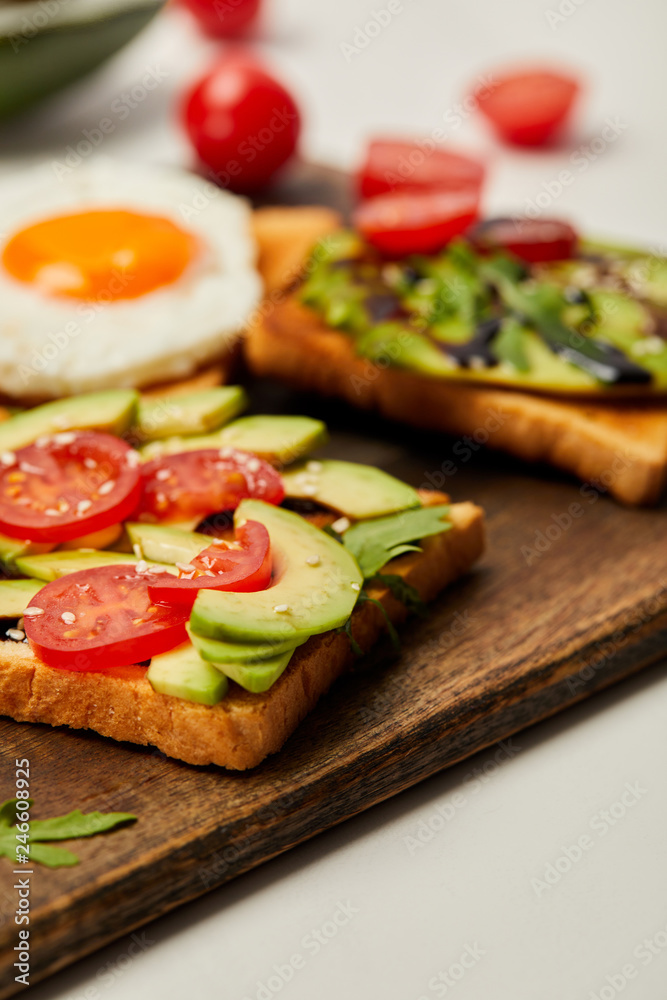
(2, 209, 199, 301)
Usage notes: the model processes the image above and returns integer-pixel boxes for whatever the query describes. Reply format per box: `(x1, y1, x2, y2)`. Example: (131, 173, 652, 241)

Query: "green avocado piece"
(147, 643, 229, 706)
(140, 415, 329, 466)
(0, 390, 139, 452)
(14, 550, 176, 583)
(190, 499, 363, 643)
(188, 624, 305, 664)
(211, 648, 295, 694)
(282, 459, 420, 519)
(126, 522, 214, 565)
(133, 386, 247, 443)
(0, 578, 44, 618)
(0, 534, 54, 575)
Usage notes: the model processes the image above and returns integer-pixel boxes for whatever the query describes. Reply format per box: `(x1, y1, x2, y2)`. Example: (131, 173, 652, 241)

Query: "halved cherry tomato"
(353, 189, 480, 257)
(183, 53, 301, 193)
(475, 69, 580, 147)
(0, 432, 141, 543)
(138, 448, 284, 524)
(467, 217, 578, 262)
(359, 139, 485, 199)
(179, 0, 261, 37)
(147, 519, 271, 606)
(23, 565, 189, 671)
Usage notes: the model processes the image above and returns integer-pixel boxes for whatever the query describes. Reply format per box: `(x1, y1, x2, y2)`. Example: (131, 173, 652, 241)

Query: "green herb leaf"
(337, 616, 363, 657)
(357, 591, 401, 651)
(27, 843, 80, 868)
(372, 573, 428, 617)
(0, 799, 137, 868)
(28, 809, 137, 843)
(342, 504, 451, 579)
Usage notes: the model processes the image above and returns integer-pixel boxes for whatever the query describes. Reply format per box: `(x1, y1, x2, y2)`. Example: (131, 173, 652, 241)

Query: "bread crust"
(0, 495, 484, 770)
(246, 295, 667, 506)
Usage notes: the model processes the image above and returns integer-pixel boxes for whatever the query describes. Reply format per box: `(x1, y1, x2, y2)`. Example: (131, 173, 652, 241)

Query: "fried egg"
(0, 159, 262, 399)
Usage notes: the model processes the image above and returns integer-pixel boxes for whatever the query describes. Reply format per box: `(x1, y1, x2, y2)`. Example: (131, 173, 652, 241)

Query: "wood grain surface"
(1, 167, 666, 996)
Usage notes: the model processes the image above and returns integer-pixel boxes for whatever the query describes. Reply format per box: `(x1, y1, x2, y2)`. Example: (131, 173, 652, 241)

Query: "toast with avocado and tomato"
(0, 387, 484, 770)
(245, 210, 667, 506)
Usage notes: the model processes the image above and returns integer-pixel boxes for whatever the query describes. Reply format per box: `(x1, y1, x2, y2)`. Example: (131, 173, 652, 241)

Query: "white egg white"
(0, 158, 262, 399)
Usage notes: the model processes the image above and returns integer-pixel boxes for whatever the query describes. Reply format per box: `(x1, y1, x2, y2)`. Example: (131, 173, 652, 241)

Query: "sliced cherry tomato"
(475, 69, 580, 147)
(183, 53, 301, 193)
(147, 519, 271, 606)
(0, 431, 141, 543)
(179, 0, 261, 37)
(467, 217, 578, 262)
(359, 139, 485, 199)
(138, 448, 284, 524)
(353, 189, 480, 257)
(23, 565, 189, 672)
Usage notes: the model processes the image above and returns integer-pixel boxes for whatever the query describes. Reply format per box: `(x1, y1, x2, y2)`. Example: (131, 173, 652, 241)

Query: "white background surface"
(4, 1, 667, 998)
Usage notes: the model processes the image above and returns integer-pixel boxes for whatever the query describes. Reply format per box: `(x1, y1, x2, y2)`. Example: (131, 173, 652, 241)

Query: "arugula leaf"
(342, 504, 452, 579)
(337, 615, 363, 657)
(371, 573, 428, 617)
(357, 591, 400, 651)
(0, 799, 137, 868)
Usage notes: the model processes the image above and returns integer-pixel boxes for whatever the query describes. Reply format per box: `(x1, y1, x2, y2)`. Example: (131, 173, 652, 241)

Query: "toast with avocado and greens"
(245, 212, 667, 505)
(0, 387, 484, 769)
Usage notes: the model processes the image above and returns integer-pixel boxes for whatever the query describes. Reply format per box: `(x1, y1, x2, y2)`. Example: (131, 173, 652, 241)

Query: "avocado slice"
(126, 522, 214, 565)
(0, 578, 44, 618)
(134, 386, 247, 443)
(0, 390, 138, 452)
(14, 550, 176, 582)
(282, 459, 420, 519)
(0, 534, 54, 575)
(188, 625, 306, 664)
(190, 499, 363, 643)
(147, 643, 229, 706)
(140, 415, 328, 465)
(211, 648, 296, 694)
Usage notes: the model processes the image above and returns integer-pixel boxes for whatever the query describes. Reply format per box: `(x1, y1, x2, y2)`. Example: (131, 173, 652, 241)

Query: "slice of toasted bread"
(0, 493, 483, 770)
(246, 289, 667, 506)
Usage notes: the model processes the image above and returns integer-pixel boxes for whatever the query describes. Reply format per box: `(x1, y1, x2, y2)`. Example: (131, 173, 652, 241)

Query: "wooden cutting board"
(1, 166, 667, 997)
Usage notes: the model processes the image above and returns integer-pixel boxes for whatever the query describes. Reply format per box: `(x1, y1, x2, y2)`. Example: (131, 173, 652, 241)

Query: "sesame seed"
(135, 560, 148, 575)
(176, 562, 195, 573)
(301, 484, 319, 497)
(44, 508, 60, 517)
(125, 451, 140, 468)
(23, 607, 44, 616)
(132, 543, 143, 558)
(155, 467, 171, 481)
(84, 457, 98, 469)
(6, 628, 25, 641)
(76, 499, 92, 514)
(53, 431, 76, 445)
(306, 461, 323, 473)
(273, 604, 290, 613)
(306, 555, 320, 567)
(61, 612, 76, 625)
(351, 583, 361, 591)
(246, 458, 261, 472)
(0, 451, 16, 466)
(331, 516, 351, 534)
(98, 480, 115, 496)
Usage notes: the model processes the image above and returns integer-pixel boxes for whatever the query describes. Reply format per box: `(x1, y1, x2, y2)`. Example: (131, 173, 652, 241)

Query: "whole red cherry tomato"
(183, 53, 301, 193)
(474, 68, 580, 147)
(180, 0, 261, 38)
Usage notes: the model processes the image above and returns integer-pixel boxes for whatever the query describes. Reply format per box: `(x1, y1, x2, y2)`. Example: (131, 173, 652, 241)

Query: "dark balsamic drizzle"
(432, 317, 501, 369)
